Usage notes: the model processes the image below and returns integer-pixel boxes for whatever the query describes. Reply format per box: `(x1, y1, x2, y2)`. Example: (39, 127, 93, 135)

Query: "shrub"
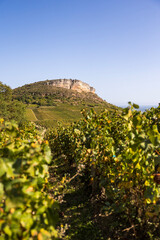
(0, 120, 58, 239)
(48, 105, 160, 239)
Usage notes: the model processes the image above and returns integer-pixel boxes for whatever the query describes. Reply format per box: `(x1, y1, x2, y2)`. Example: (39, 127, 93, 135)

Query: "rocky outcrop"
(45, 79, 95, 93)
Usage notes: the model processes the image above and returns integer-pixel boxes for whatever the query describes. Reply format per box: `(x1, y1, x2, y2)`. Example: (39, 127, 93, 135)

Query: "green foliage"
(13, 80, 112, 107)
(0, 120, 58, 239)
(25, 109, 38, 121)
(13, 80, 119, 127)
(0, 82, 12, 102)
(48, 104, 160, 239)
(0, 82, 26, 123)
(25, 103, 115, 129)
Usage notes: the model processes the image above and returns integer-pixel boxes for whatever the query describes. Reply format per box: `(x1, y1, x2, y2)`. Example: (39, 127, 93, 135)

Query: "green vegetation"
(0, 120, 58, 239)
(13, 80, 118, 128)
(47, 104, 160, 239)
(26, 103, 112, 128)
(2, 80, 160, 239)
(1, 101, 160, 239)
(0, 82, 26, 124)
(25, 108, 38, 121)
(13, 80, 112, 107)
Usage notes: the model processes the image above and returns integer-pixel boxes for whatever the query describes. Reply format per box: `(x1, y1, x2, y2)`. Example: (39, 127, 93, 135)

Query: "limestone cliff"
(45, 79, 95, 93)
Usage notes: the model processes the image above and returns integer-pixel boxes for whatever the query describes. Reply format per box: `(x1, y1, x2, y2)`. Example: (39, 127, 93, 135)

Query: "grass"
(25, 108, 37, 121)
(25, 103, 112, 128)
(15, 80, 120, 128)
(33, 105, 82, 121)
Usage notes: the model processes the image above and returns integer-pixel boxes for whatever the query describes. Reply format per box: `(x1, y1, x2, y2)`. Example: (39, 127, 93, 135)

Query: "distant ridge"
(13, 79, 111, 106)
(13, 79, 119, 128)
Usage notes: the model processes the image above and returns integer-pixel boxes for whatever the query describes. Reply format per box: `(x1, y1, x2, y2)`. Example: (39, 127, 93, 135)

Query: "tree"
(0, 81, 26, 123)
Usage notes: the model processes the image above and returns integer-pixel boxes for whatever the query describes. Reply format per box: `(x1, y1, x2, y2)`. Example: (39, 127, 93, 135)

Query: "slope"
(13, 79, 118, 128)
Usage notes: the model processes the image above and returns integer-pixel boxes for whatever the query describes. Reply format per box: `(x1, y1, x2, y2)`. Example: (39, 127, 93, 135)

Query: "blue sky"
(0, 0, 160, 106)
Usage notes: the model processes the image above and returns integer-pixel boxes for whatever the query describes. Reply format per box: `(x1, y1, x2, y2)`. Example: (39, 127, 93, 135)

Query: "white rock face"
(45, 79, 95, 93)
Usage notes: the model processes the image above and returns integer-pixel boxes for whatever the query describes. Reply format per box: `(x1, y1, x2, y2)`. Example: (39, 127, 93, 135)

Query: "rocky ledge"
(45, 79, 95, 93)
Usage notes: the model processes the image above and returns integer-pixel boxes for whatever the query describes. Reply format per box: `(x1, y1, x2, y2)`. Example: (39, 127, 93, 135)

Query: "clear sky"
(0, 0, 160, 106)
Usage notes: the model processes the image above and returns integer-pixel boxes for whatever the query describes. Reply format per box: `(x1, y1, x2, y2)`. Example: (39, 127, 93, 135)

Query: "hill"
(13, 79, 119, 128)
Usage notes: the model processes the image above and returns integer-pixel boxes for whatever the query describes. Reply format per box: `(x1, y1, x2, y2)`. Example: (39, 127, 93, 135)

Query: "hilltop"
(13, 79, 108, 105)
(13, 79, 118, 128)
(43, 79, 95, 93)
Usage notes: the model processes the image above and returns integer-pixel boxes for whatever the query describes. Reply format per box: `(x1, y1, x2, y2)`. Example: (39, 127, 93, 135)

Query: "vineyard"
(0, 121, 58, 239)
(1, 103, 160, 239)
